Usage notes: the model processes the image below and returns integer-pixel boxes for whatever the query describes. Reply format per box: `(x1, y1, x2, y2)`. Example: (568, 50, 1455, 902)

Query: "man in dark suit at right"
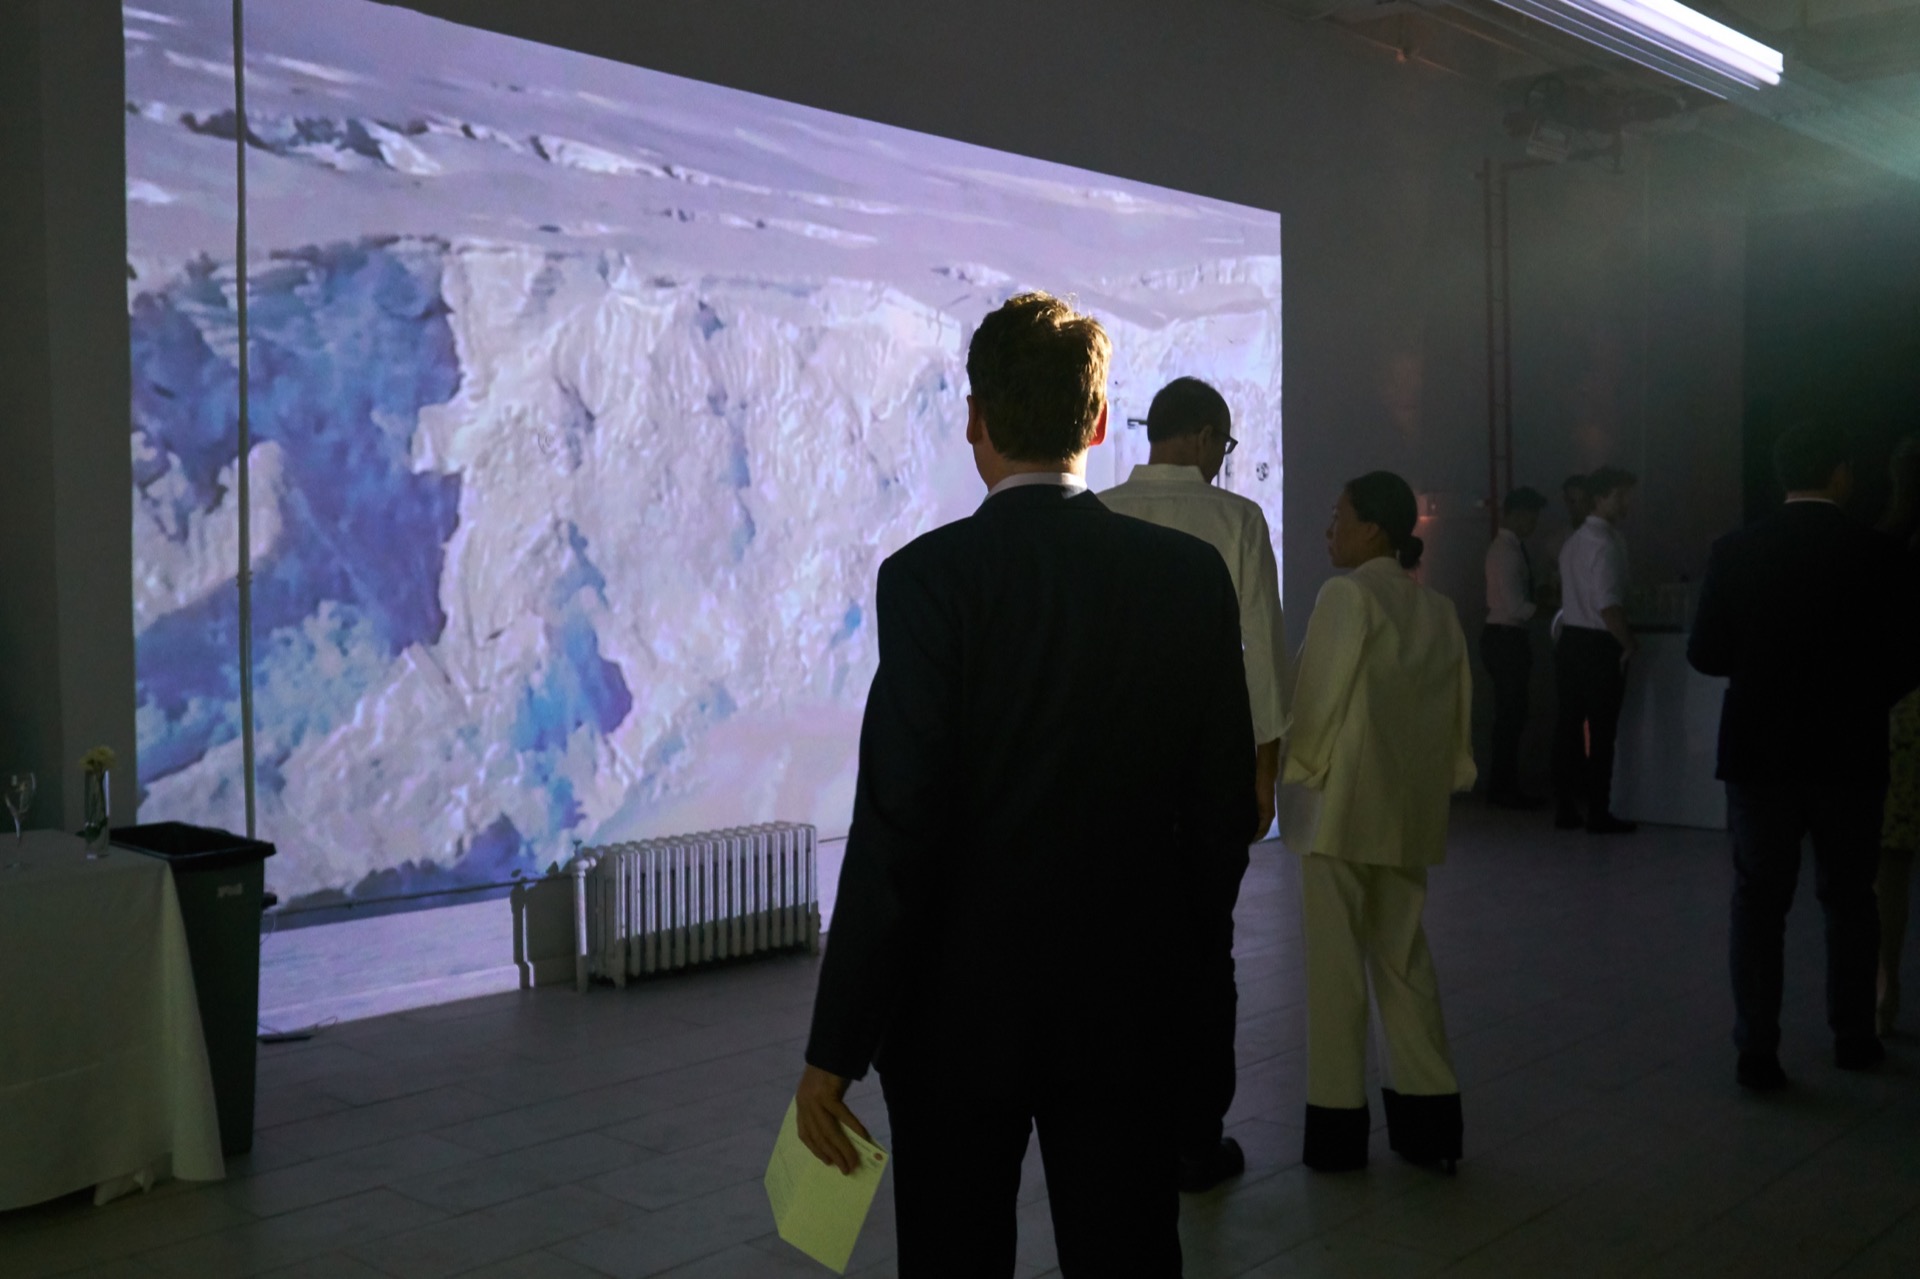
(791, 292, 1255, 1277)
(1690, 421, 1920, 1091)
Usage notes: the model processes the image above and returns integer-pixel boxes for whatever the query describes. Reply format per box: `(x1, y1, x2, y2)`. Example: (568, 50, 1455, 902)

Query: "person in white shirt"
(1483, 487, 1548, 808)
(1552, 466, 1640, 835)
(1283, 471, 1476, 1176)
(1100, 375, 1284, 1193)
(1538, 475, 1592, 610)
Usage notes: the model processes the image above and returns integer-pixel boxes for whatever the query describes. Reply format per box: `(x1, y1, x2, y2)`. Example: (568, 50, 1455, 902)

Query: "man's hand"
(1254, 739, 1282, 843)
(794, 1064, 872, 1175)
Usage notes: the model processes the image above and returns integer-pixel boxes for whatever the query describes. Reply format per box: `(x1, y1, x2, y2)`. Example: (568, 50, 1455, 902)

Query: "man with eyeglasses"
(1100, 375, 1287, 1193)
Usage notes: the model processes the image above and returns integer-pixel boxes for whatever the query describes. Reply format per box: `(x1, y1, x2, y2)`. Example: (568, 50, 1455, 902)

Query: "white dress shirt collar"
(987, 471, 1087, 499)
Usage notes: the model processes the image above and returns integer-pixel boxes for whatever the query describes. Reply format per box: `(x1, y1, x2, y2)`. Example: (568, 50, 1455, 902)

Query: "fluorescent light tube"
(1490, 0, 1784, 92)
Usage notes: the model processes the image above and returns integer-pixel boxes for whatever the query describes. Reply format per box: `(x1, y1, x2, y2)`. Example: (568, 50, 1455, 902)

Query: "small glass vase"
(81, 768, 110, 856)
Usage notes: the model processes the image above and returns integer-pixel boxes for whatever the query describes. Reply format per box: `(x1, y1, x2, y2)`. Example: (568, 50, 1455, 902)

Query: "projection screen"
(124, 0, 1283, 913)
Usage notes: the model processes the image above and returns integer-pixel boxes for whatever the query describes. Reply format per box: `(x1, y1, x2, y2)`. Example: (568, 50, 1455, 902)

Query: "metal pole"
(1500, 163, 1516, 497)
(1639, 152, 1652, 505)
(232, 0, 257, 840)
(1481, 158, 1500, 539)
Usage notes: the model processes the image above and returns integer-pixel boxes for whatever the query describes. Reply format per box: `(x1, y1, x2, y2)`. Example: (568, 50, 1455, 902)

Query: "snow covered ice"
(125, 0, 1283, 907)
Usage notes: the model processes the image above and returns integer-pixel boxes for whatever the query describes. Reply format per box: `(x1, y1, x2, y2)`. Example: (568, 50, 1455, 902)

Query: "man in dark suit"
(791, 293, 1255, 1277)
(1690, 421, 1920, 1091)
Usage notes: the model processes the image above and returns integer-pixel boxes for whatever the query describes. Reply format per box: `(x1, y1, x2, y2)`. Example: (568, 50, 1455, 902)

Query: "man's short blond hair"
(966, 292, 1111, 463)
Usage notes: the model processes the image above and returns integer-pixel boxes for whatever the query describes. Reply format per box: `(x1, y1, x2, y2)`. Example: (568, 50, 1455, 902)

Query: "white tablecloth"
(0, 831, 225, 1209)
(1612, 632, 1730, 830)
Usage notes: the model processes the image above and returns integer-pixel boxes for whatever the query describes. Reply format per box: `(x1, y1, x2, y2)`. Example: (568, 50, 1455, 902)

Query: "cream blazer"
(1281, 556, 1476, 867)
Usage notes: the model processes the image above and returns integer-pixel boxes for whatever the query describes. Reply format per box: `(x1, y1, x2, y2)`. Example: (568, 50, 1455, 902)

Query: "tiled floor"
(5, 804, 1919, 1277)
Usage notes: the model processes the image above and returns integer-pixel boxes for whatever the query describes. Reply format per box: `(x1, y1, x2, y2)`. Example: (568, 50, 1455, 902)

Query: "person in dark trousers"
(1552, 466, 1640, 834)
(1100, 376, 1288, 1193)
(791, 292, 1255, 1278)
(1689, 421, 1920, 1091)
(1482, 487, 1548, 808)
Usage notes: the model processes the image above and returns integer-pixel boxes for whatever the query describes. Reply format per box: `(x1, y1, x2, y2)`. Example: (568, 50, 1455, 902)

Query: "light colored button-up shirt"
(1558, 515, 1628, 631)
(1484, 527, 1537, 628)
(1099, 463, 1289, 744)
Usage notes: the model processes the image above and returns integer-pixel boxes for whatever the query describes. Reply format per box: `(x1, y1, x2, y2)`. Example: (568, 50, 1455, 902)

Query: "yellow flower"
(81, 746, 117, 773)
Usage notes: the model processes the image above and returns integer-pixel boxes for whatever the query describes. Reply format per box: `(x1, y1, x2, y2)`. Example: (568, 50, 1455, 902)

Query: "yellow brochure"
(765, 1098, 888, 1274)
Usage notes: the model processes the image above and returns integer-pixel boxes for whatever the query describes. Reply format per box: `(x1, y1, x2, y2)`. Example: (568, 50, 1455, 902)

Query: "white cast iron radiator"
(571, 823, 819, 991)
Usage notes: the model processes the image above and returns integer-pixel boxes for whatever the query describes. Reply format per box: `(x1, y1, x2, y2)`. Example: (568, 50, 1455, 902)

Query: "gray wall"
(1508, 142, 1748, 588)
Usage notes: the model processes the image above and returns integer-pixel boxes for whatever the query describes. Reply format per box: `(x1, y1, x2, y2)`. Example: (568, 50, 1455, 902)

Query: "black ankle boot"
(1381, 1089, 1462, 1174)
(1737, 1051, 1790, 1091)
(1302, 1104, 1370, 1172)
(1176, 1137, 1246, 1193)
(1835, 1036, 1886, 1071)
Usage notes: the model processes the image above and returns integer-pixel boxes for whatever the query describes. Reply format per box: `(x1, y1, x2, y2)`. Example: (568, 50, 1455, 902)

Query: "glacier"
(125, 0, 1283, 910)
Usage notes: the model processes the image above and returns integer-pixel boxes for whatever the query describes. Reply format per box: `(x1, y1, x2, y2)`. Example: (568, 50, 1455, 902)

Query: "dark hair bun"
(1345, 470, 1421, 568)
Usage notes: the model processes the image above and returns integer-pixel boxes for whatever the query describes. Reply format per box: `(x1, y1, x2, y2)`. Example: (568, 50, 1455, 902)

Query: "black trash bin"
(111, 821, 276, 1157)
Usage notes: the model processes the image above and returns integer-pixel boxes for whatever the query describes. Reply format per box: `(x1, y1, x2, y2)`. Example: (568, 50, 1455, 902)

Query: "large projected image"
(125, 0, 1283, 911)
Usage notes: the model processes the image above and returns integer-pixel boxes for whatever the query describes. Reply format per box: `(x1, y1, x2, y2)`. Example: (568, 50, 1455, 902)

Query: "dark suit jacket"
(805, 484, 1256, 1082)
(1688, 501, 1920, 787)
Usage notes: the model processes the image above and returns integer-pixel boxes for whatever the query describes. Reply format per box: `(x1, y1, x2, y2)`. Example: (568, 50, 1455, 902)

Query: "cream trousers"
(1299, 854, 1458, 1109)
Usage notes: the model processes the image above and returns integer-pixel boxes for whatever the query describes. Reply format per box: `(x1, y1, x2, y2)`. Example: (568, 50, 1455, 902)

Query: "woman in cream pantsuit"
(1282, 471, 1476, 1174)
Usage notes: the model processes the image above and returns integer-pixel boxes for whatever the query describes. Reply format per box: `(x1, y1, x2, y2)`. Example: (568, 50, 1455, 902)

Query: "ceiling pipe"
(1286, 0, 1920, 183)
(1428, 0, 1920, 181)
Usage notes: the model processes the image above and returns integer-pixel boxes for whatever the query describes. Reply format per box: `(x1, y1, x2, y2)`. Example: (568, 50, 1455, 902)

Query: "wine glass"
(6, 771, 36, 847)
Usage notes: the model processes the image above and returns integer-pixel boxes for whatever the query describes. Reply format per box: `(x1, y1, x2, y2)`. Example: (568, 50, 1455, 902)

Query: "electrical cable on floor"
(257, 1016, 335, 1044)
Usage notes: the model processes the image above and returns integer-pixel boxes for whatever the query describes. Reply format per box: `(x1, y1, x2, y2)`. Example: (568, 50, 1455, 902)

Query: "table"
(0, 831, 225, 1209)
(1612, 631, 1730, 831)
